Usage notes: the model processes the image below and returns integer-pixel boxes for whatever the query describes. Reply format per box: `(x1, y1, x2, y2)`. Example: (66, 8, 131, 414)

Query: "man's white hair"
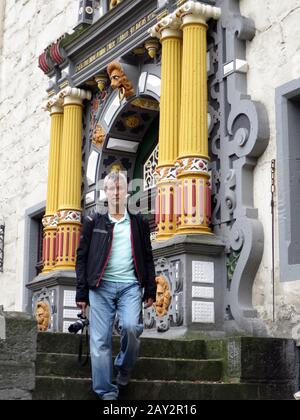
(103, 171, 128, 190)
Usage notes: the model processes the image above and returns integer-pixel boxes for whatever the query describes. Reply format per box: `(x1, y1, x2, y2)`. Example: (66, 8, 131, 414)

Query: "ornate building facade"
(1, 0, 300, 339)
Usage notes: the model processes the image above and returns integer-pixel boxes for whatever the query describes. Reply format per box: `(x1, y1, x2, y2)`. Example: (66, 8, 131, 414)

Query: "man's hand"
(76, 302, 88, 317)
(144, 298, 154, 309)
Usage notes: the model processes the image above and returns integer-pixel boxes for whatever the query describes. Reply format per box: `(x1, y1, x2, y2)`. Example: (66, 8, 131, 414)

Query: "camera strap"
(78, 326, 90, 367)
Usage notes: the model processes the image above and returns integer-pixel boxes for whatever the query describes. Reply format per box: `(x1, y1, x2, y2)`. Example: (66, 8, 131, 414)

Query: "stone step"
(36, 353, 223, 382)
(37, 332, 207, 359)
(34, 376, 292, 400)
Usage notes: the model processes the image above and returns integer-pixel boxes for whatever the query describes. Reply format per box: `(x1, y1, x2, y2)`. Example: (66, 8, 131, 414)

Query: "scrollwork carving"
(209, 0, 269, 335)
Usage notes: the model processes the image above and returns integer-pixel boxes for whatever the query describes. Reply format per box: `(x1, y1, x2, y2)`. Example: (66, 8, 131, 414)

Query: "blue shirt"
(102, 210, 138, 283)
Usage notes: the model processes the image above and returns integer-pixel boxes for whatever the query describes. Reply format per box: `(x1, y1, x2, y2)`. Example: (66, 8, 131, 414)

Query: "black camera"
(68, 313, 89, 334)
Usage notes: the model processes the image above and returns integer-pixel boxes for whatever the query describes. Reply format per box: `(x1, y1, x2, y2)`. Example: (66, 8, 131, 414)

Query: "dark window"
(276, 79, 300, 281)
(35, 217, 44, 276)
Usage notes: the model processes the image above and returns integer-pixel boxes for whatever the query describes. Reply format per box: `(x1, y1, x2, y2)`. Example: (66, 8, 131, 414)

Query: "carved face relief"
(36, 301, 50, 332)
(154, 275, 171, 318)
(110, 69, 122, 89)
(107, 61, 135, 99)
(92, 124, 106, 148)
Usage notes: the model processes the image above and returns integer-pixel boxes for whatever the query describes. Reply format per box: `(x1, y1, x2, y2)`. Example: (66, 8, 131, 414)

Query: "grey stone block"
(0, 312, 37, 400)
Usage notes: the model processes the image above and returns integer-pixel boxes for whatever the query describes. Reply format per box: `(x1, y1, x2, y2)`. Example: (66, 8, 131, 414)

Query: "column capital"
(44, 96, 64, 114)
(150, 12, 182, 40)
(175, 1, 221, 25)
(59, 87, 92, 106)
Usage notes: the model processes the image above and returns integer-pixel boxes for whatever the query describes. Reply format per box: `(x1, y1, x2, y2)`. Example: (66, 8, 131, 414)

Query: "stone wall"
(0, 310, 37, 400)
(0, 0, 78, 311)
(240, 0, 300, 337)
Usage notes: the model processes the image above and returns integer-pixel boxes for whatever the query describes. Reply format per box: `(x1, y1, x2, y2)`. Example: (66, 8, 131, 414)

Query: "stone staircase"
(33, 333, 298, 400)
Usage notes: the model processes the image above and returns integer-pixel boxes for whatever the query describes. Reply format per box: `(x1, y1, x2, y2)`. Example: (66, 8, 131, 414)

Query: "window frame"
(276, 78, 300, 282)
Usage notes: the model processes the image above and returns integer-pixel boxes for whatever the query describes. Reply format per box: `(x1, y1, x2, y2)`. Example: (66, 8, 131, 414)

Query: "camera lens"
(68, 316, 89, 334)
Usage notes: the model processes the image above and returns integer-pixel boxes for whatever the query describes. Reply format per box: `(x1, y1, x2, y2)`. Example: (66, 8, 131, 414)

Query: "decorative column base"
(42, 215, 58, 273)
(143, 234, 226, 334)
(155, 166, 178, 241)
(27, 270, 79, 332)
(176, 157, 212, 235)
(55, 210, 82, 271)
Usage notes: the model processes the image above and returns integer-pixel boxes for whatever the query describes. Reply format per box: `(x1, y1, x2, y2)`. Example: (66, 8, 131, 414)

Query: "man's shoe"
(294, 391, 300, 400)
(116, 370, 131, 389)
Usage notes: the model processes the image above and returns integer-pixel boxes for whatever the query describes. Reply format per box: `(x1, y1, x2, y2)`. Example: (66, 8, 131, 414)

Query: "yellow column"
(175, 2, 221, 235)
(150, 16, 182, 241)
(56, 88, 91, 271)
(42, 101, 63, 273)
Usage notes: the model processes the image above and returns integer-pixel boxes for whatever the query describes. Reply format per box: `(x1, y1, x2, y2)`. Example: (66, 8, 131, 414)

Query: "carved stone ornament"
(35, 300, 51, 332)
(92, 124, 106, 149)
(144, 258, 183, 333)
(107, 61, 135, 100)
(109, 0, 123, 10)
(175, 157, 209, 175)
(155, 165, 177, 183)
(154, 275, 172, 318)
(42, 214, 58, 228)
(209, 0, 270, 335)
(57, 210, 81, 223)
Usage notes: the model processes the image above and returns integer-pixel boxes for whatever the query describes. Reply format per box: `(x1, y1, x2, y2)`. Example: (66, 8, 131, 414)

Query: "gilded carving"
(92, 124, 106, 149)
(36, 301, 51, 332)
(109, 0, 122, 10)
(110, 164, 122, 173)
(125, 115, 140, 129)
(107, 61, 135, 100)
(154, 275, 171, 317)
(131, 98, 159, 111)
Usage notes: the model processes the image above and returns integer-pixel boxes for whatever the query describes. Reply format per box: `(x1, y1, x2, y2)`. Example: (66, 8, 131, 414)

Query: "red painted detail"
(66, 232, 70, 257)
(206, 184, 212, 224)
(50, 43, 64, 65)
(162, 193, 166, 223)
(177, 184, 182, 224)
(38, 52, 51, 74)
(55, 232, 59, 259)
(72, 231, 76, 258)
(192, 181, 197, 217)
(46, 237, 50, 263)
(155, 191, 160, 225)
(169, 193, 174, 223)
(52, 236, 56, 263)
(184, 183, 189, 217)
(60, 232, 64, 258)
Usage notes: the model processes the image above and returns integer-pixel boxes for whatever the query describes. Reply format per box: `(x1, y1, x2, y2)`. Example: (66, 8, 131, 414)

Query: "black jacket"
(75, 212, 157, 303)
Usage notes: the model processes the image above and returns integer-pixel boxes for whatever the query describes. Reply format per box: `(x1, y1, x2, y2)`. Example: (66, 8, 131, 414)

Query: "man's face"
(105, 179, 127, 210)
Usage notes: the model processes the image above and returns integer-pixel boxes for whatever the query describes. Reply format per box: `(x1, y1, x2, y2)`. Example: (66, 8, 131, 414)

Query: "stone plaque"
(192, 261, 214, 284)
(192, 301, 215, 323)
(63, 309, 80, 319)
(64, 290, 77, 307)
(192, 286, 214, 299)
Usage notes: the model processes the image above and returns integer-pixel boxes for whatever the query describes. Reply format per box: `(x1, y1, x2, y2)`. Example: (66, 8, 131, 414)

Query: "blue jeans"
(89, 281, 143, 399)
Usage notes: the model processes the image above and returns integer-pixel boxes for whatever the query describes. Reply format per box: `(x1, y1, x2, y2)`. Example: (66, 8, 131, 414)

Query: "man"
(75, 172, 156, 400)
